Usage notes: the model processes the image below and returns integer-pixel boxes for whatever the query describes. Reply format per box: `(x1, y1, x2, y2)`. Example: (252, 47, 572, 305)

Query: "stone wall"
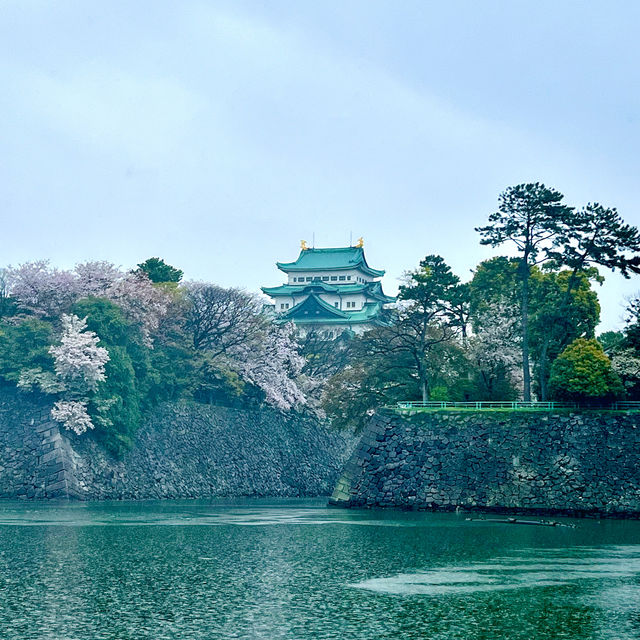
(0, 388, 354, 500)
(330, 410, 640, 517)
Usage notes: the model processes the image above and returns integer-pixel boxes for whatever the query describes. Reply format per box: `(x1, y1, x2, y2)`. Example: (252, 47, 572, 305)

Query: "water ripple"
(351, 546, 640, 596)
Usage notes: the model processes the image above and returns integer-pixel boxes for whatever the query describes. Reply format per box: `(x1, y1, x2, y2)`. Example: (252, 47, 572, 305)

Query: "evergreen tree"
(549, 338, 623, 402)
(136, 257, 183, 284)
(386, 255, 461, 402)
(476, 183, 573, 400)
(536, 204, 640, 398)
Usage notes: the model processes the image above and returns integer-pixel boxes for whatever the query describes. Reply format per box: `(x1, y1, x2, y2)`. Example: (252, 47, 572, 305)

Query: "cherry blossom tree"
(5, 259, 313, 423)
(469, 301, 522, 399)
(51, 400, 94, 436)
(5, 261, 170, 346)
(105, 272, 169, 346)
(49, 314, 110, 393)
(47, 314, 110, 434)
(183, 283, 310, 411)
(6, 260, 77, 317)
(72, 262, 171, 346)
(234, 323, 307, 411)
(74, 261, 123, 298)
(611, 349, 640, 392)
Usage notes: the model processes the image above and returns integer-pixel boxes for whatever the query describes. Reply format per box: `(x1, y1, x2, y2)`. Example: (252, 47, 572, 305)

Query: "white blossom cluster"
(51, 400, 94, 435)
(6, 261, 314, 424)
(469, 301, 523, 391)
(46, 314, 110, 434)
(17, 368, 64, 394)
(4, 260, 169, 345)
(611, 349, 640, 390)
(235, 323, 307, 411)
(49, 315, 110, 393)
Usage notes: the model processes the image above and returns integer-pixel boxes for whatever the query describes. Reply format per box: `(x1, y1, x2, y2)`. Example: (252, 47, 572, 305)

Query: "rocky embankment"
(0, 388, 354, 500)
(330, 410, 640, 517)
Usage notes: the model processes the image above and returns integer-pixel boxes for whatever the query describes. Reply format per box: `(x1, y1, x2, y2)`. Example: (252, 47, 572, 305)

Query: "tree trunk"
(521, 259, 532, 401)
(421, 378, 428, 403)
(538, 270, 581, 401)
(538, 341, 549, 401)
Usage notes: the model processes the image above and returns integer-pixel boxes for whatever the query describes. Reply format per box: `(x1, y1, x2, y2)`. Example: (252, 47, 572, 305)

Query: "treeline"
(2, 182, 640, 443)
(322, 183, 640, 430)
(0, 258, 311, 454)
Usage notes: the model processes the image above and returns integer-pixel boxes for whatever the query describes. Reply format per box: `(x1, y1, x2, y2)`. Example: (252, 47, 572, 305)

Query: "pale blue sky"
(2, 1, 639, 330)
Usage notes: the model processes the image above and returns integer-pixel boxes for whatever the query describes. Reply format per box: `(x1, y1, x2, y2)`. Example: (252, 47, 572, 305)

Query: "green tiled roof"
(261, 280, 395, 303)
(262, 282, 339, 296)
(280, 297, 389, 326)
(281, 293, 350, 322)
(276, 246, 385, 277)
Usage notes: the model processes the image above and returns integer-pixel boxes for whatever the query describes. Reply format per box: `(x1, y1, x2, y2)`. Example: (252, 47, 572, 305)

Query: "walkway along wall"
(330, 410, 640, 517)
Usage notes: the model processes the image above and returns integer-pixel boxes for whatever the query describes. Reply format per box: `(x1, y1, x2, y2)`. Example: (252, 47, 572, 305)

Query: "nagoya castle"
(262, 238, 395, 336)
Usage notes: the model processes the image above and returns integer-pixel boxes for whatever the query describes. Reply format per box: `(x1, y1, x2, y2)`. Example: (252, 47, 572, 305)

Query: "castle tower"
(261, 241, 395, 336)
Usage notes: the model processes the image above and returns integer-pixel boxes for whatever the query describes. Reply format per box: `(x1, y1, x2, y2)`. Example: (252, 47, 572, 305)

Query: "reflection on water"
(351, 546, 640, 595)
(0, 505, 420, 527)
(0, 499, 639, 640)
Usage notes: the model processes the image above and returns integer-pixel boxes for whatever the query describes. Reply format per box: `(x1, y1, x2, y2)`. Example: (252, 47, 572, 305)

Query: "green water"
(1, 500, 639, 639)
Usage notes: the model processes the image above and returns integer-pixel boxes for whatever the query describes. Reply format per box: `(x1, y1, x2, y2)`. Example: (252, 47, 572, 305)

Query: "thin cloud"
(20, 65, 205, 166)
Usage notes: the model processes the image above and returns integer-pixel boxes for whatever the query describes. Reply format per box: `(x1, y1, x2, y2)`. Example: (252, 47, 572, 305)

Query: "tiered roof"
(261, 280, 395, 304)
(279, 293, 388, 326)
(276, 246, 385, 277)
(263, 244, 394, 328)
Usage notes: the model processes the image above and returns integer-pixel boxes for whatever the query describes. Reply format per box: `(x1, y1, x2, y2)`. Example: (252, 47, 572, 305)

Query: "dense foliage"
(0, 259, 314, 455)
(2, 182, 638, 440)
(549, 339, 623, 402)
(136, 257, 184, 284)
(321, 184, 639, 428)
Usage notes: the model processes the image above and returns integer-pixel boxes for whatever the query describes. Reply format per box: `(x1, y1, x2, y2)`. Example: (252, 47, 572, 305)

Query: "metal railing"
(389, 400, 640, 411)
(613, 401, 640, 411)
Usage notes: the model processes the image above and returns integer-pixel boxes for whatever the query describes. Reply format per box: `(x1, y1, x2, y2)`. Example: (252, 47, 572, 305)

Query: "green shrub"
(549, 338, 624, 402)
(0, 319, 54, 385)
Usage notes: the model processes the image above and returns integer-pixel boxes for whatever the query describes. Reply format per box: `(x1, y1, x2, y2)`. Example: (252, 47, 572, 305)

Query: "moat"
(1, 499, 640, 639)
